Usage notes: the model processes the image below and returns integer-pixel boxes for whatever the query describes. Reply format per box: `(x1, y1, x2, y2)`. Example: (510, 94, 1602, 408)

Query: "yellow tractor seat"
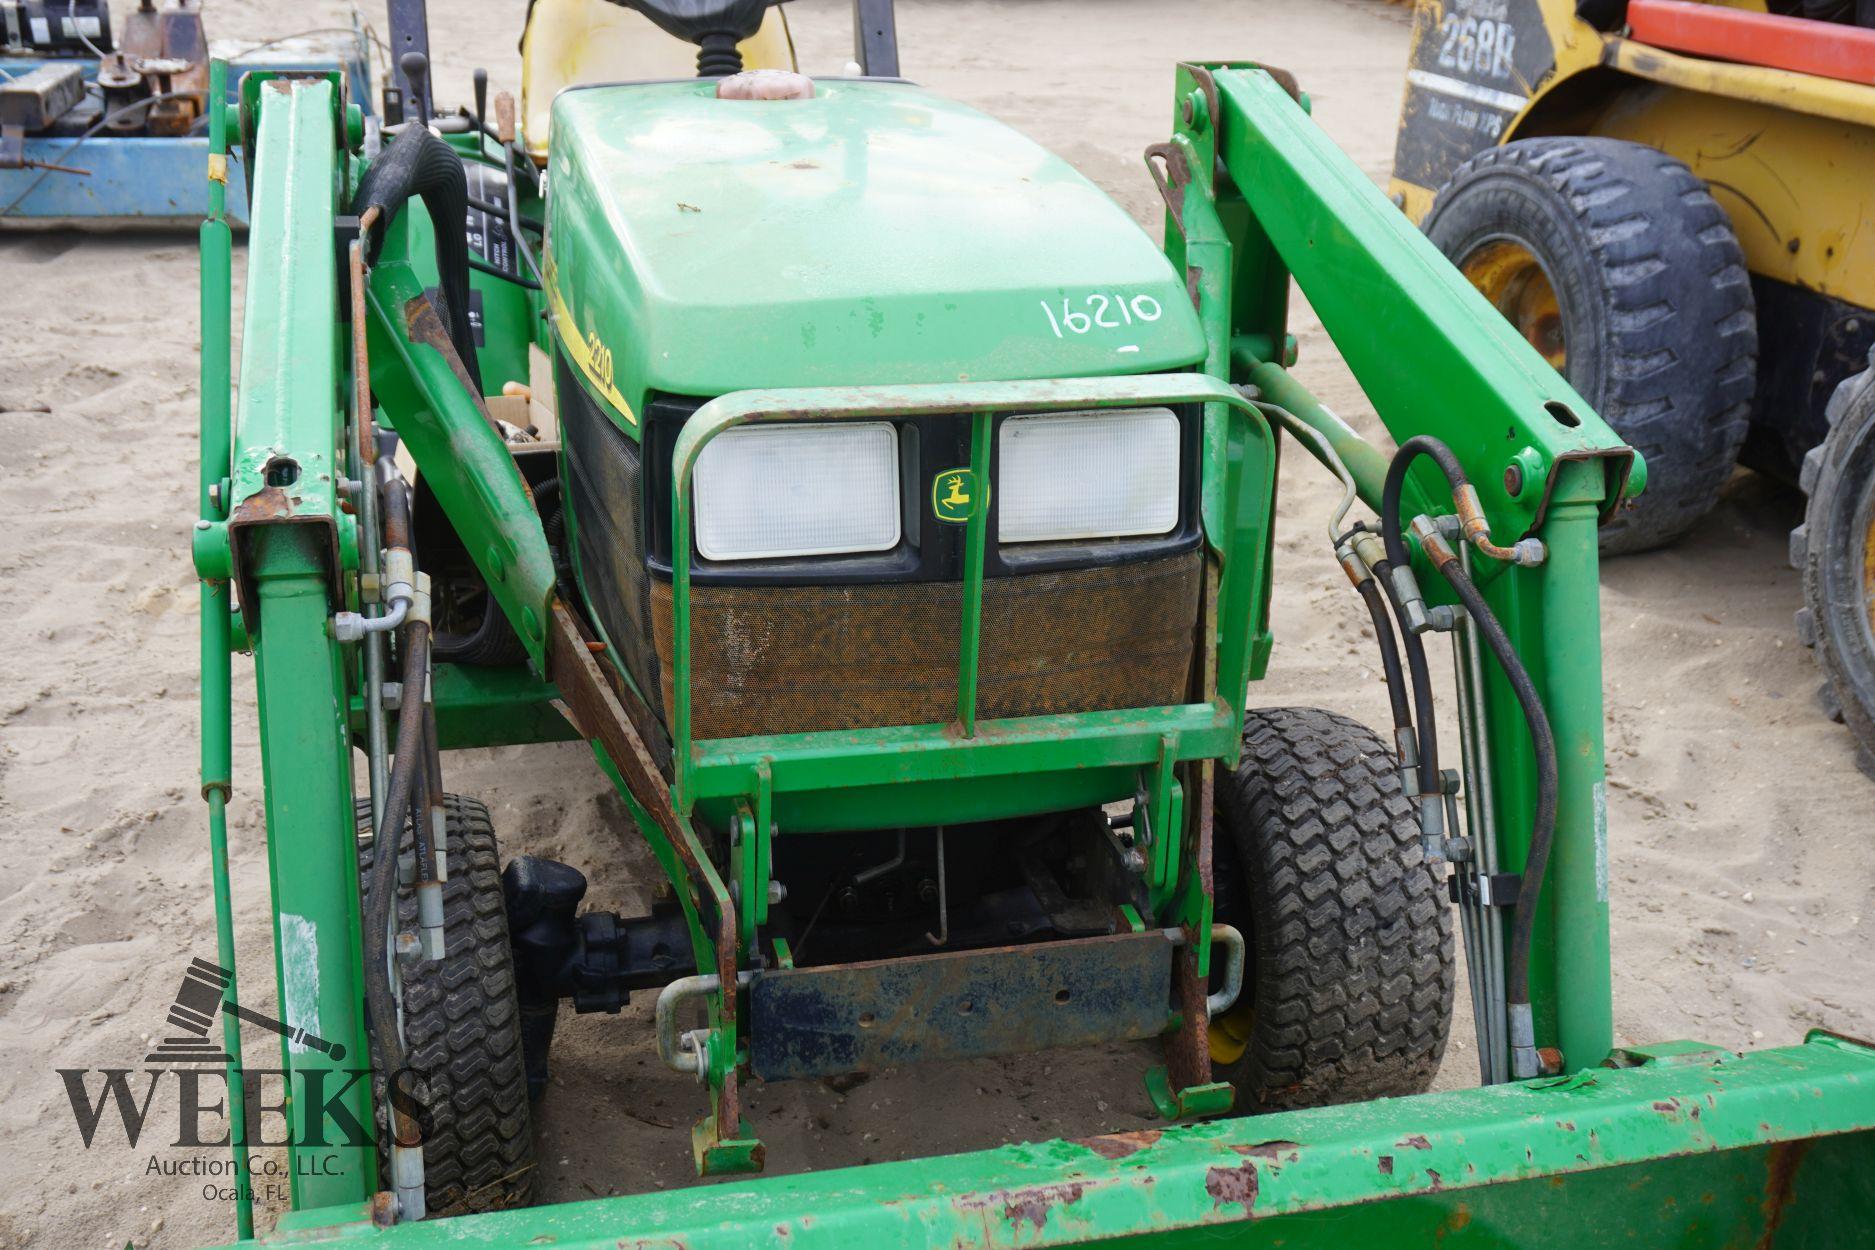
(519, 0, 797, 163)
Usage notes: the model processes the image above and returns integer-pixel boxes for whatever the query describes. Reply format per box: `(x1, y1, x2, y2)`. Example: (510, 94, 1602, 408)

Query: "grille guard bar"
(665, 373, 1277, 812)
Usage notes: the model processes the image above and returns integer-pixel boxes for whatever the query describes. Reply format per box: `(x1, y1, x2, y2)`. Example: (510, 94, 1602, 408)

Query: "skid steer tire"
(1423, 136, 1756, 555)
(358, 794, 536, 1215)
(1211, 708, 1453, 1112)
(1793, 349, 1875, 775)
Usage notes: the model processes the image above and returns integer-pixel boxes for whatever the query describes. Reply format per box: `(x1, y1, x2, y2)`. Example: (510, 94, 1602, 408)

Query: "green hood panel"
(544, 79, 1204, 420)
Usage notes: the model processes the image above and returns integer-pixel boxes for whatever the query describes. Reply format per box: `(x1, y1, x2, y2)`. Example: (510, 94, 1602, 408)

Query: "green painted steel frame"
(196, 60, 256, 1244)
(362, 214, 558, 673)
(347, 663, 576, 751)
(206, 1033, 1875, 1248)
(208, 75, 377, 1210)
(653, 374, 1274, 1148)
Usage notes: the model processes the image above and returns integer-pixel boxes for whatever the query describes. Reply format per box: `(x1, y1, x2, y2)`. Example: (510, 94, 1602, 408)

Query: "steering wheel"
(605, 0, 785, 76)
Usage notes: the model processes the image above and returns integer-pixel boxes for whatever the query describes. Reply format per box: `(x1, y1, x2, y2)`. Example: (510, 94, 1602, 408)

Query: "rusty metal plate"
(749, 930, 1175, 1080)
(649, 551, 1201, 741)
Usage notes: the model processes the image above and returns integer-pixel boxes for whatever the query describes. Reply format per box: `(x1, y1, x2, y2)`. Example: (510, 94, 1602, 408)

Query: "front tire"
(358, 794, 537, 1215)
(1211, 708, 1453, 1112)
(1424, 136, 1756, 554)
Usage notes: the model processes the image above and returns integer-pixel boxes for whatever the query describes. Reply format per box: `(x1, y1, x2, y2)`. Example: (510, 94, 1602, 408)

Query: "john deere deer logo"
(932, 468, 980, 524)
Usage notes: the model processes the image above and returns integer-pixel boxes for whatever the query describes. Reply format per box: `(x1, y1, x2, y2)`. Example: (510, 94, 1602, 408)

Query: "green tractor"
(189, 1, 1875, 1245)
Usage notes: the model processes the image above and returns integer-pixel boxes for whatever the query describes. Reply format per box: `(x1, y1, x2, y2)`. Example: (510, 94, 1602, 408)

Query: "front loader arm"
(194, 74, 376, 1213)
(364, 213, 558, 673)
(1169, 62, 1642, 529)
(194, 74, 562, 1214)
(1167, 63, 1636, 1074)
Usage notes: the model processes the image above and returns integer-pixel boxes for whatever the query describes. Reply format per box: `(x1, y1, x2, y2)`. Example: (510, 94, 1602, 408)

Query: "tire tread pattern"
(358, 794, 536, 1216)
(1792, 348, 1875, 768)
(1426, 137, 1757, 554)
(1216, 708, 1454, 1112)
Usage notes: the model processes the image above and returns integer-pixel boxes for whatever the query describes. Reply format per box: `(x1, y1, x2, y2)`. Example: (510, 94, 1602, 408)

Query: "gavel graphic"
(146, 958, 347, 1064)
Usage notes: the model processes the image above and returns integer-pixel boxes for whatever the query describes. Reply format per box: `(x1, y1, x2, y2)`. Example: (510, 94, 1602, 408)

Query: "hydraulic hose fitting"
(1509, 1002, 1540, 1080)
(1406, 517, 1469, 632)
(1395, 725, 1420, 802)
(1336, 537, 1371, 589)
(1389, 562, 1430, 635)
(416, 879, 446, 962)
(1506, 536, 1547, 566)
(407, 570, 433, 628)
(333, 551, 420, 642)
(377, 548, 419, 627)
(1370, 516, 1431, 627)
(1419, 790, 1446, 865)
(1398, 725, 1446, 861)
(1453, 483, 1490, 546)
(391, 1136, 426, 1222)
(1409, 514, 1460, 569)
(1349, 528, 1387, 578)
(1454, 483, 1547, 566)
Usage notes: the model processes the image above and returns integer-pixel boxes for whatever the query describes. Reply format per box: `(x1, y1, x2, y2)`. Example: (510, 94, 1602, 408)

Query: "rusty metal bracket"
(1523, 446, 1641, 536)
(1144, 140, 1193, 238)
(547, 602, 746, 1158)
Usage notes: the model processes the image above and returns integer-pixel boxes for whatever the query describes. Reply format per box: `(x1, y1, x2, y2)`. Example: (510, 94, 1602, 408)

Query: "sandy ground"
(2, 1, 1872, 1246)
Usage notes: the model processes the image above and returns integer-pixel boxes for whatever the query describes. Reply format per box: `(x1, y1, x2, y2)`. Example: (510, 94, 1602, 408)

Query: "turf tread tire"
(1214, 707, 1453, 1112)
(358, 794, 536, 1216)
(1423, 136, 1756, 554)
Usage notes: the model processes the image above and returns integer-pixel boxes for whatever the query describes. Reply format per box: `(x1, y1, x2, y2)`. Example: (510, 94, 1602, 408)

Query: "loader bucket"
(221, 1033, 1875, 1249)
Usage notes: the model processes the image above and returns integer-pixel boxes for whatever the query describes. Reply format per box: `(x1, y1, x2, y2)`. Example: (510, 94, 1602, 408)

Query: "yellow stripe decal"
(544, 254, 636, 426)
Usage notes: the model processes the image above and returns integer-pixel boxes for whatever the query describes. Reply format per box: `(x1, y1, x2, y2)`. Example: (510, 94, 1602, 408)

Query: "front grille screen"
(651, 551, 1201, 741)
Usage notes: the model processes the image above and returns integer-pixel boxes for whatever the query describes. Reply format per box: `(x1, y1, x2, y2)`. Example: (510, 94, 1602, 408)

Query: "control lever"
(400, 51, 431, 126)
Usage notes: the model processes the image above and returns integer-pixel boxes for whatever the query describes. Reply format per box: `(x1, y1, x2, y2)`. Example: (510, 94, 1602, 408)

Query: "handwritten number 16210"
(1041, 292, 1164, 338)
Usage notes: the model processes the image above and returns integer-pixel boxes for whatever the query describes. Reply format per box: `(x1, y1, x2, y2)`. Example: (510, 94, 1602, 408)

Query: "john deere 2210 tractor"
(188, 1, 1875, 1245)
(1392, 0, 1875, 769)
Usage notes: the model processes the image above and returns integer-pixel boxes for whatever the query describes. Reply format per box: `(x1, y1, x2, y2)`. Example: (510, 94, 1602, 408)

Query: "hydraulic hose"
(1354, 574, 1412, 738)
(409, 707, 435, 880)
(1377, 437, 1475, 842)
(362, 619, 429, 1100)
(381, 467, 412, 550)
(350, 126, 483, 394)
(533, 476, 577, 594)
(1373, 553, 1440, 815)
(361, 472, 426, 1145)
(1384, 436, 1560, 1078)
(1424, 537, 1557, 1077)
(1385, 434, 1543, 568)
(1380, 434, 1468, 570)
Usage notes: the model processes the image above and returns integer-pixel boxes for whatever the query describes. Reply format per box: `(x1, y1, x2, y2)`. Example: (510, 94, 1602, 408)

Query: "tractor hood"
(544, 79, 1205, 421)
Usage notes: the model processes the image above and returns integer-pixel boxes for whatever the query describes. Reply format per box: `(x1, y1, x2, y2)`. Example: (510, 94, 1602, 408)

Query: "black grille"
(558, 354, 663, 716)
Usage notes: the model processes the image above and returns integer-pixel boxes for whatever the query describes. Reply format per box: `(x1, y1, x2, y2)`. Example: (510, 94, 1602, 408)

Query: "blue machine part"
(0, 30, 371, 226)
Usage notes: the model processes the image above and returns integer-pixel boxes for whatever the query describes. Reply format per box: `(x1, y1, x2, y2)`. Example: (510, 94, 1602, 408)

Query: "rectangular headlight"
(694, 421, 901, 561)
(997, 408, 1180, 544)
